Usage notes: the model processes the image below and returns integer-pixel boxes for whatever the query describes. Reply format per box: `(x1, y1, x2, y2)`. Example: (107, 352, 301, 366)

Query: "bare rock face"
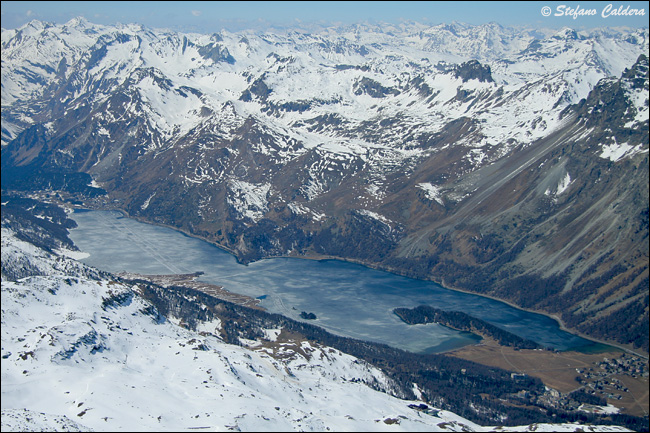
(454, 60, 494, 83)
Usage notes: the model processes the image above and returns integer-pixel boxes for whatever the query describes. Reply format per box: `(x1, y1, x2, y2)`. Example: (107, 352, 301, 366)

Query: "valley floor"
(448, 338, 649, 417)
(67, 195, 650, 360)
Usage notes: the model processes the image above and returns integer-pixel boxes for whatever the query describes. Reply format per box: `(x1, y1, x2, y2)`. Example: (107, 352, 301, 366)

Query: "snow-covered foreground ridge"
(0, 227, 633, 432)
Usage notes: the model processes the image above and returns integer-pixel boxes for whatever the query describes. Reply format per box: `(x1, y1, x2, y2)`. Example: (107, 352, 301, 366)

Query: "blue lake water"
(68, 209, 604, 355)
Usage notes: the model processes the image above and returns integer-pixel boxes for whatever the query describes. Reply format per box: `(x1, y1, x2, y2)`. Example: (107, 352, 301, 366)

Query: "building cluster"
(596, 354, 648, 378)
(577, 354, 648, 379)
(574, 353, 648, 402)
(515, 353, 649, 413)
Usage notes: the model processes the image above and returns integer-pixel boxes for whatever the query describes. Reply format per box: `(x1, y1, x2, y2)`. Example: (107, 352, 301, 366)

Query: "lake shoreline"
(271, 251, 643, 357)
(68, 204, 646, 359)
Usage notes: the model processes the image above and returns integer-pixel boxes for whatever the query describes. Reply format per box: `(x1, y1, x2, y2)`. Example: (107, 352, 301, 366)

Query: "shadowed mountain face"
(1, 19, 648, 352)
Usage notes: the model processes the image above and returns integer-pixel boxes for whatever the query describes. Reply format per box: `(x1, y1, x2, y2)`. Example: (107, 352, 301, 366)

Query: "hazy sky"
(1, 1, 648, 32)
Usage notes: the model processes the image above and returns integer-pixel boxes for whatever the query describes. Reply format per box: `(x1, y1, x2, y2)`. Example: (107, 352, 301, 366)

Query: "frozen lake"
(68, 209, 603, 354)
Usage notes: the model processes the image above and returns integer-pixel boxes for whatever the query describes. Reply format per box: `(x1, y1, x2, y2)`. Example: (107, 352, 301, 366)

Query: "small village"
(595, 353, 649, 378)
(510, 352, 649, 416)
(574, 353, 649, 403)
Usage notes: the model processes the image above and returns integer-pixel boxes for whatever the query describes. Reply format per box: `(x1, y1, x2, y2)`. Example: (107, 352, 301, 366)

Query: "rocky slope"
(1, 18, 648, 353)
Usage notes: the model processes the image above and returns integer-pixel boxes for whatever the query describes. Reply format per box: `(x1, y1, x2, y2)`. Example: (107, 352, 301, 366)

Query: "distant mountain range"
(2, 17, 648, 357)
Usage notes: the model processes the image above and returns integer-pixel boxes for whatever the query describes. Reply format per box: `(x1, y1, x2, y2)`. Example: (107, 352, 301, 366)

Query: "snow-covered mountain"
(1, 226, 410, 432)
(1, 199, 638, 432)
(1, 19, 645, 146)
(1, 18, 648, 354)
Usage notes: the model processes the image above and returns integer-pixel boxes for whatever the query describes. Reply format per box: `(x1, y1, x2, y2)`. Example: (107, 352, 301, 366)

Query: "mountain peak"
(64, 16, 91, 28)
(14, 19, 52, 34)
(553, 26, 581, 40)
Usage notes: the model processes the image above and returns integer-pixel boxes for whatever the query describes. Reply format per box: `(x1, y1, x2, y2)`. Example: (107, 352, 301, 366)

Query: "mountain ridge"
(2, 196, 646, 431)
(1, 18, 648, 353)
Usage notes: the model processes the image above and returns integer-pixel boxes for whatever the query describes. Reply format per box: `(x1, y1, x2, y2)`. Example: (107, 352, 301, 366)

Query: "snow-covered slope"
(4, 225, 636, 432)
(2, 19, 646, 208)
(1, 18, 648, 360)
(2, 18, 646, 152)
